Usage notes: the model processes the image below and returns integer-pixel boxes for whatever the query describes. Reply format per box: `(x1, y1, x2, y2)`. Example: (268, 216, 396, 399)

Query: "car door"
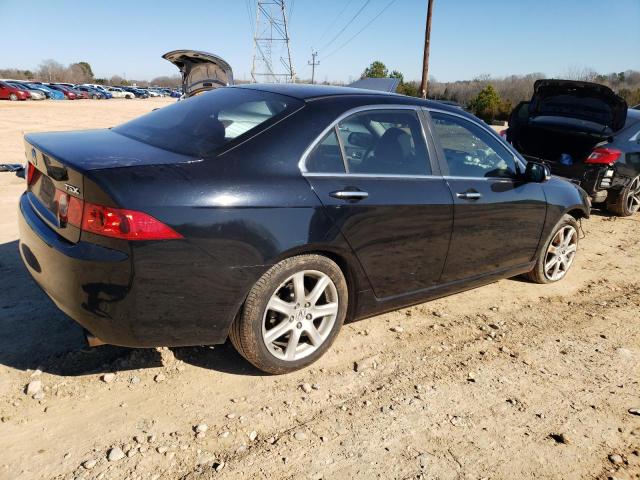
(426, 109, 547, 282)
(302, 106, 453, 299)
(0, 82, 8, 99)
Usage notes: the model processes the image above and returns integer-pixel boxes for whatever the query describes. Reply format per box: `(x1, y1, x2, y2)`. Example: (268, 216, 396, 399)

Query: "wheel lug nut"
(289, 315, 294, 321)
(306, 314, 312, 320)
(296, 322, 302, 329)
(304, 302, 310, 308)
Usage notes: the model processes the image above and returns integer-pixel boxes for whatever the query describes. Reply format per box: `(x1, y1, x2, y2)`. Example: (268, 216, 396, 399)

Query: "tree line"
(0, 60, 181, 88)
(354, 61, 640, 123)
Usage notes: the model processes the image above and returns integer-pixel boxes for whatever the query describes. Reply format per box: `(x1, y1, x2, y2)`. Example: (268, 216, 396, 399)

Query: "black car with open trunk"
(506, 79, 640, 216)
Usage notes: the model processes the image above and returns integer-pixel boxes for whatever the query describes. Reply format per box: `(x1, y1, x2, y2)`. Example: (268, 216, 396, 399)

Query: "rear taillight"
(26, 162, 36, 185)
(81, 202, 182, 240)
(53, 189, 83, 227)
(585, 147, 622, 165)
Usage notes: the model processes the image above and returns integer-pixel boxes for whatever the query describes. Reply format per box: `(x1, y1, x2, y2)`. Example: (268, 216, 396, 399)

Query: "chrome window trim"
(442, 175, 514, 182)
(630, 129, 640, 142)
(298, 104, 431, 176)
(302, 172, 441, 179)
(425, 107, 527, 172)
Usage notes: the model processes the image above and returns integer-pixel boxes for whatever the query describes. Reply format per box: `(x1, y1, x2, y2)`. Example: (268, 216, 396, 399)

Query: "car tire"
(229, 254, 348, 374)
(526, 214, 579, 284)
(9, 93, 17, 101)
(606, 176, 640, 217)
(92, 94, 98, 100)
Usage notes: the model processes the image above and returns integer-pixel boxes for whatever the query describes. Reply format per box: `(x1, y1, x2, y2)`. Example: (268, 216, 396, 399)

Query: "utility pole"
(251, 0, 295, 83)
(308, 51, 319, 84)
(420, 0, 435, 98)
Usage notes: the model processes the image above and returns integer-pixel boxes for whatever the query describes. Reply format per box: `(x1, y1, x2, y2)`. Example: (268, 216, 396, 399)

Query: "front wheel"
(230, 254, 348, 374)
(9, 93, 18, 101)
(526, 214, 579, 284)
(607, 176, 640, 217)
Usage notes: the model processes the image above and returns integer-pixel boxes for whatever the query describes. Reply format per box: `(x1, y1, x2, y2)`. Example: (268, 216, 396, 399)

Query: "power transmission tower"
(420, 0, 435, 98)
(308, 51, 319, 84)
(251, 0, 295, 83)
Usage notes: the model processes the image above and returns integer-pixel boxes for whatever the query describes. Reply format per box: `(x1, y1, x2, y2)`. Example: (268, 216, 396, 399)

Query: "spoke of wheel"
(264, 320, 293, 344)
(563, 228, 575, 248)
(565, 244, 577, 254)
(285, 329, 301, 360)
(552, 260, 561, 278)
(307, 276, 329, 306)
(267, 297, 294, 316)
(311, 302, 338, 319)
(292, 272, 306, 304)
(305, 325, 323, 346)
(545, 255, 559, 272)
(548, 244, 559, 254)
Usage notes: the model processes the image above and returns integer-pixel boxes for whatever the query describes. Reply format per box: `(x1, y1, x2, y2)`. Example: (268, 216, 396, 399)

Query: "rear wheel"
(230, 254, 347, 374)
(9, 93, 17, 101)
(606, 176, 640, 217)
(526, 214, 579, 284)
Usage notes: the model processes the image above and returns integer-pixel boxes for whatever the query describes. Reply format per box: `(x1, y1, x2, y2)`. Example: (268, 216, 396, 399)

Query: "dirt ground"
(0, 99, 639, 480)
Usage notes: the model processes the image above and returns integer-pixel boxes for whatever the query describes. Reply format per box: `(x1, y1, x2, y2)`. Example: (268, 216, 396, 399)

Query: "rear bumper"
(18, 193, 252, 347)
(19, 192, 135, 344)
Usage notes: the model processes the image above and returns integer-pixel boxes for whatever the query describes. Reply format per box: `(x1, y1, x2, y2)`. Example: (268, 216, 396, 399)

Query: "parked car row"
(0, 80, 181, 101)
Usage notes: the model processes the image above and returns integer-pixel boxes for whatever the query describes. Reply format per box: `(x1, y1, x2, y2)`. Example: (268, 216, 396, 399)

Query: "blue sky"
(0, 0, 638, 83)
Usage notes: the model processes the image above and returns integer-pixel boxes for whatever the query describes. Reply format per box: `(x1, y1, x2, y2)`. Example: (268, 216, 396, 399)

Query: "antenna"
(251, 0, 295, 83)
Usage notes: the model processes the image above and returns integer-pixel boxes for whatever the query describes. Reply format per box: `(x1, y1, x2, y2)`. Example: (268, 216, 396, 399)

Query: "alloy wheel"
(626, 176, 640, 214)
(262, 270, 339, 361)
(544, 225, 578, 281)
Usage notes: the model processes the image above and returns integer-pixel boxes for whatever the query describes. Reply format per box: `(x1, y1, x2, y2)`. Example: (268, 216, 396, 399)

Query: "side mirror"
(348, 131, 374, 148)
(524, 161, 550, 183)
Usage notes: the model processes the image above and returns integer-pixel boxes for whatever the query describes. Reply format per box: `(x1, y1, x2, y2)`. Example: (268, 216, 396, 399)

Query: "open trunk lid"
(162, 50, 233, 97)
(529, 79, 627, 135)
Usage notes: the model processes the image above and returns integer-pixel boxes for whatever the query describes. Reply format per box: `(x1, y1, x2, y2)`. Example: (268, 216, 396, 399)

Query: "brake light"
(26, 162, 36, 185)
(53, 189, 83, 227)
(585, 147, 621, 165)
(81, 202, 182, 240)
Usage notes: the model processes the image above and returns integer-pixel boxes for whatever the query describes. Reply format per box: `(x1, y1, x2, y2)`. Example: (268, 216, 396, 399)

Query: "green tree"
(77, 61, 94, 78)
(389, 70, 404, 82)
(469, 84, 502, 123)
(362, 61, 388, 78)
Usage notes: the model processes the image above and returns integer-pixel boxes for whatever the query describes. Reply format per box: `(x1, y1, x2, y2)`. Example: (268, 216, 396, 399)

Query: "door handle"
(330, 190, 369, 200)
(456, 191, 482, 200)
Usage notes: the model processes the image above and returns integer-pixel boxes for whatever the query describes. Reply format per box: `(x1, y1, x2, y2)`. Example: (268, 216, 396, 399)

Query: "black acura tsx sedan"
(18, 84, 590, 373)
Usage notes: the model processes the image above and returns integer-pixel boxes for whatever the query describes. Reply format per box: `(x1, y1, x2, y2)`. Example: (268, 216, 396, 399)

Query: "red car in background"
(0, 80, 29, 101)
(47, 84, 77, 100)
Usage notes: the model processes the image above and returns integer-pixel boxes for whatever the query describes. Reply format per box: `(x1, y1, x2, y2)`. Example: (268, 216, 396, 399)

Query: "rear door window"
(305, 130, 346, 173)
(338, 110, 430, 175)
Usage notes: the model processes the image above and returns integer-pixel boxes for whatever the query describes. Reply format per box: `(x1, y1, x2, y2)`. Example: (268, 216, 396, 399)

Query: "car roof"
(237, 83, 465, 114)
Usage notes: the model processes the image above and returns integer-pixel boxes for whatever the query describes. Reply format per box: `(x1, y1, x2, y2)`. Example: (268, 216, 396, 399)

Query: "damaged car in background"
(506, 80, 640, 216)
(162, 49, 233, 98)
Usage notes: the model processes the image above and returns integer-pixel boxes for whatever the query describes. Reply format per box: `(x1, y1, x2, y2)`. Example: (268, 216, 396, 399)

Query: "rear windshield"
(113, 87, 303, 157)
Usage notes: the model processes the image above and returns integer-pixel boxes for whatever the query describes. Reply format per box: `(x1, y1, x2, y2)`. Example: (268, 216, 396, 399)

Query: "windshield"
(114, 87, 302, 157)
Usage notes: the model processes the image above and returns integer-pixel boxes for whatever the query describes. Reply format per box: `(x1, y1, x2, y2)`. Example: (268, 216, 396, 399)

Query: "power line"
(315, 0, 355, 45)
(323, 0, 398, 61)
(319, 0, 371, 52)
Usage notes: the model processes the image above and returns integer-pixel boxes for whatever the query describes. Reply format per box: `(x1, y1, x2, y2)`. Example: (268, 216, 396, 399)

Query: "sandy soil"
(0, 100, 639, 480)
